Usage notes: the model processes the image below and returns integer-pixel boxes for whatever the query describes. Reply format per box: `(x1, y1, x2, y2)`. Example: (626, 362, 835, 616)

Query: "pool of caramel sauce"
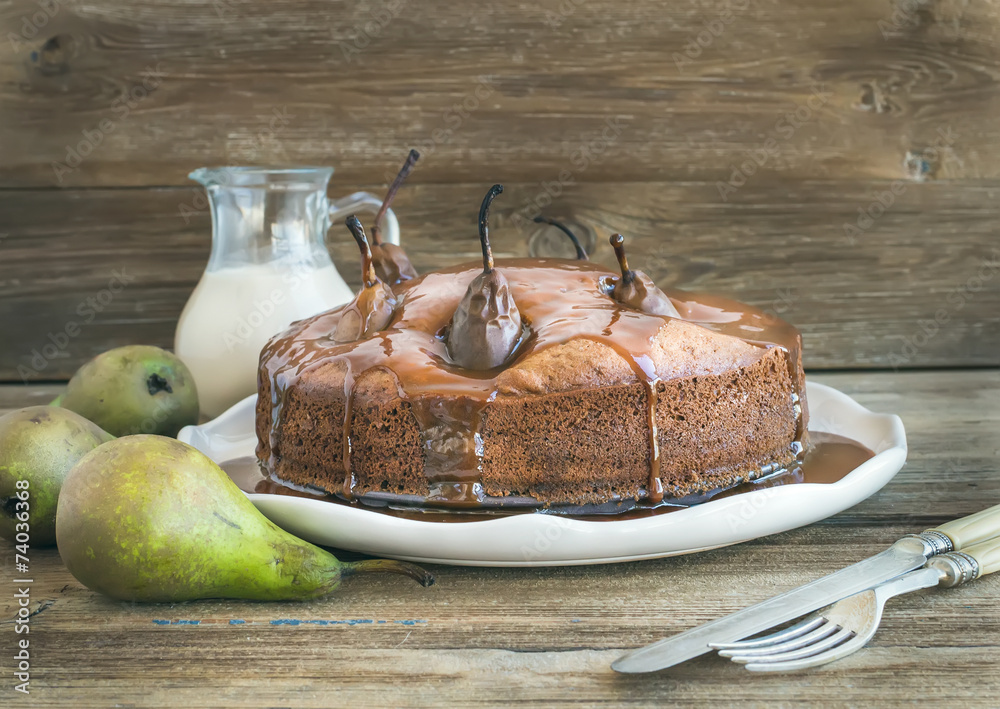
(221, 431, 873, 523)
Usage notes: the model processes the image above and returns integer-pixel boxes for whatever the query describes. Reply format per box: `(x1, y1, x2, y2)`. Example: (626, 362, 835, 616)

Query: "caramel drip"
(258, 259, 807, 504)
(645, 382, 663, 504)
(266, 369, 283, 474)
(341, 365, 355, 500)
(576, 334, 664, 503)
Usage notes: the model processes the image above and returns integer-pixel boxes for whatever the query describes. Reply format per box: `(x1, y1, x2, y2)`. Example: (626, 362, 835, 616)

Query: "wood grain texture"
(1, 179, 998, 381)
(0, 0, 999, 187)
(1, 370, 999, 706)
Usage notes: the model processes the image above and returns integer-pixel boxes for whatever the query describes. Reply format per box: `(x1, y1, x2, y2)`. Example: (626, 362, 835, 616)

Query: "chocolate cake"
(255, 256, 808, 510)
(253, 176, 806, 512)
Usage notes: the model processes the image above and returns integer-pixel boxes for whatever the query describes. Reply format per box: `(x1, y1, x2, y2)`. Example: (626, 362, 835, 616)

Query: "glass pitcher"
(175, 167, 399, 419)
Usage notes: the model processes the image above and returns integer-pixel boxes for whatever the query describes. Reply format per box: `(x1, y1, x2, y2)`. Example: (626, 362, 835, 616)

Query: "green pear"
(56, 435, 433, 602)
(0, 406, 113, 546)
(59, 345, 199, 437)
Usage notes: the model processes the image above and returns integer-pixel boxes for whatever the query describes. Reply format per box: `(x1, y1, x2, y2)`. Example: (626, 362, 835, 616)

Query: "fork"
(710, 533, 1000, 672)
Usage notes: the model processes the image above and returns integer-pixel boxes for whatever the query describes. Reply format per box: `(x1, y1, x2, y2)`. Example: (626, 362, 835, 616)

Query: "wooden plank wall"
(1, 0, 998, 380)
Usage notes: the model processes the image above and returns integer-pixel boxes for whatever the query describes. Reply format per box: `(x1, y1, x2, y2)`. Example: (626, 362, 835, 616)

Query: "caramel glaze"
(226, 432, 873, 522)
(259, 258, 807, 508)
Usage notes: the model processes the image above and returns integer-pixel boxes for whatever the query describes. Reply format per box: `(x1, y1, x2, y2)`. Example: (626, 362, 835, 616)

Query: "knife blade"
(611, 532, 946, 673)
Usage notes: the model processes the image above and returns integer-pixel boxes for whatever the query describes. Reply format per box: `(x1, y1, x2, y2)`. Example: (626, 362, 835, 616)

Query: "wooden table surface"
(2, 370, 998, 707)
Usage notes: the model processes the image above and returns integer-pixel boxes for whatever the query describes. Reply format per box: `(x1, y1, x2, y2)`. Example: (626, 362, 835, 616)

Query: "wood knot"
(31, 33, 75, 76)
(903, 126, 959, 181)
(880, 0, 934, 38)
(854, 82, 896, 114)
(903, 150, 935, 181)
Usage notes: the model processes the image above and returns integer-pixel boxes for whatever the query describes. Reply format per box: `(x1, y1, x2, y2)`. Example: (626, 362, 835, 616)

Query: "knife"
(611, 503, 1000, 673)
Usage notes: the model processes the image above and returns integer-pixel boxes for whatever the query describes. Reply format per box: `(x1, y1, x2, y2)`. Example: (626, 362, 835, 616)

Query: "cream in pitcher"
(175, 166, 400, 418)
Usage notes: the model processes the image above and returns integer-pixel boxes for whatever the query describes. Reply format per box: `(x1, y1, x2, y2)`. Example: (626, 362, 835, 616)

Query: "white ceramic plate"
(178, 381, 906, 567)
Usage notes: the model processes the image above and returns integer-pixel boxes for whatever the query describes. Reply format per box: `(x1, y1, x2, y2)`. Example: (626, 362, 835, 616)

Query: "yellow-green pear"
(59, 345, 199, 437)
(0, 406, 113, 546)
(56, 436, 433, 602)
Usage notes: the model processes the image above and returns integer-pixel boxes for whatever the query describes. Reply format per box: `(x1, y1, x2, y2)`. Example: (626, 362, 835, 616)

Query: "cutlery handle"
(965, 536, 1000, 577)
(928, 535, 1000, 587)
(927, 503, 1000, 550)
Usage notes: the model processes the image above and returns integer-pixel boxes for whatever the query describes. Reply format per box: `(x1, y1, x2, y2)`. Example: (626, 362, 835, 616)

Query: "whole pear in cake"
(333, 216, 398, 343)
(370, 149, 420, 285)
(447, 184, 522, 370)
(606, 233, 680, 318)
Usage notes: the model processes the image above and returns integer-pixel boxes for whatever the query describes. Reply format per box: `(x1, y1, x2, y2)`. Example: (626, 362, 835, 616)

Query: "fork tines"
(709, 616, 857, 671)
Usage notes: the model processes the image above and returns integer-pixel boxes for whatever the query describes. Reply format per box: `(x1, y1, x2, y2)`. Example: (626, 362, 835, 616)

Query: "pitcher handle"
(328, 192, 400, 245)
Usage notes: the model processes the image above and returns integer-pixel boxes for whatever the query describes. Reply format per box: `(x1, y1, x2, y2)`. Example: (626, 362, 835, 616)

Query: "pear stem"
(373, 149, 420, 245)
(610, 233, 635, 285)
(478, 184, 503, 273)
(343, 559, 436, 587)
(346, 215, 378, 288)
(534, 216, 588, 260)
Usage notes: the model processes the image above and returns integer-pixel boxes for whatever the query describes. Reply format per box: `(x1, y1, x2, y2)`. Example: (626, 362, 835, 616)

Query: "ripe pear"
(56, 436, 433, 602)
(0, 406, 113, 546)
(59, 345, 199, 437)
